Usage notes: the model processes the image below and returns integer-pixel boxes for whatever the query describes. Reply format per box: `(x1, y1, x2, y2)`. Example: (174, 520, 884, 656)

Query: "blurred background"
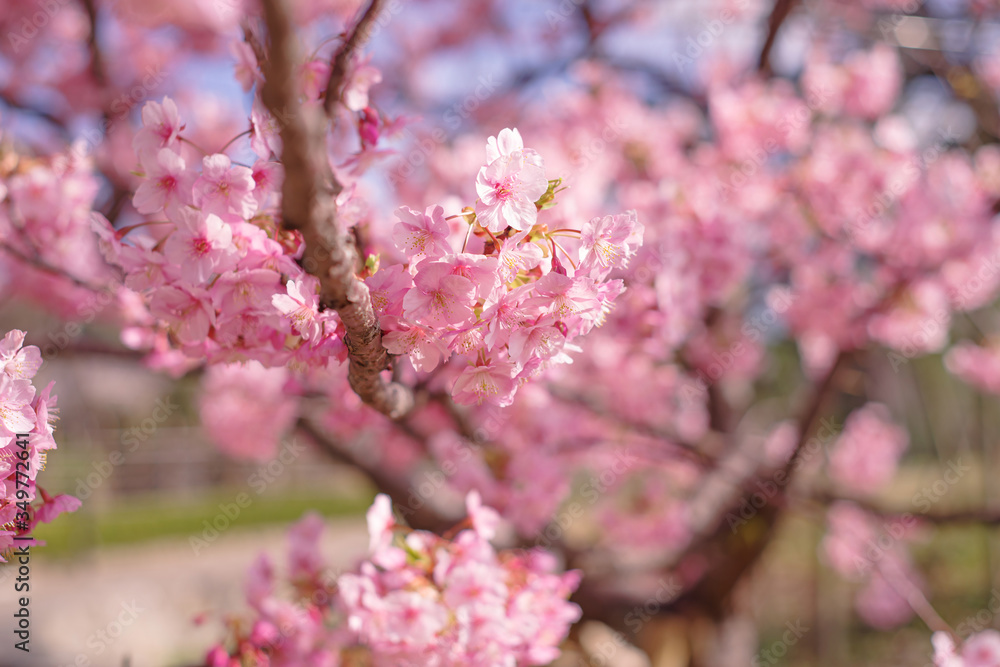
(2, 0, 1000, 665)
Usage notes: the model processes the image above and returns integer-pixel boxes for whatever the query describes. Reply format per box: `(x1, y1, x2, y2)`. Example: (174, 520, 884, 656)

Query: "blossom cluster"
(377, 129, 642, 406)
(0, 139, 114, 317)
(0, 330, 79, 556)
(105, 99, 642, 407)
(205, 513, 347, 667)
(340, 492, 581, 665)
(93, 97, 333, 373)
(206, 493, 581, 666)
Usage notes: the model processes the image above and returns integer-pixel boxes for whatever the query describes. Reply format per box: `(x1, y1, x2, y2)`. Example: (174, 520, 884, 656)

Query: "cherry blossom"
(0, 331, 42, 381)
(392, 204, 452, 258)
(192, 154, 257, 219)
(451, 358, 518, 407)
(934, 630, 1000, 667)
(339, 493, 581, 665)
(0, 331, 76, 557)
(474, 128, 548, 233)
(272, 278, 323, 342)
(10, 2, 1000, 662)
(0, 375, 34, 436)
(403, 261, 477, 328)
(578, 210, 645, 279)
(133, 147, 193, 215)
(163, 208, 239, 283)
(199, 361, 299, 460)
(828, 403, 909, 495)
(132, 97, 184, 154)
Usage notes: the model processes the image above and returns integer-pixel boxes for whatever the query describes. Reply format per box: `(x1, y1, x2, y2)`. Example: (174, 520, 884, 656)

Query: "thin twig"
(323, 0, 386, 115)
(0, 92, 70, 137)
(0, 242, 103, 291)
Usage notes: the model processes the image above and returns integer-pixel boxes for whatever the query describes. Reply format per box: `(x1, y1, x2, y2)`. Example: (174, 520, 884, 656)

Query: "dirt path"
(0, 517, 368, 667)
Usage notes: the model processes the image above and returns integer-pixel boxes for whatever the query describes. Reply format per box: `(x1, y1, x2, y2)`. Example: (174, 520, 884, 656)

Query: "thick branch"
(259, 0, 413, 419)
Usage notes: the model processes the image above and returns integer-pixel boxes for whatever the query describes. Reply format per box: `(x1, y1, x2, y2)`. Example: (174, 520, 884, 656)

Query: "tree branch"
(757, 0, 799, 75)
(259, 0, 413, 419)
(546, 382, 715, 466)
(0, 92, 70, 137)
(323, 0, 386, 115)
(296, 418, 455, 533)
(80, 0, 108, 89)
(0, 242, 104, 291)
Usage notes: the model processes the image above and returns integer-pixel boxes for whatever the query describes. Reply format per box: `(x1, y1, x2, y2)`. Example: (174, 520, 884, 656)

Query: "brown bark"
(258, 0, 413, 419)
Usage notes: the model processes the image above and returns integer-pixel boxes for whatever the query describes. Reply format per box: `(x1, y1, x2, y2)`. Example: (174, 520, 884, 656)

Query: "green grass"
(31, 488, 372, 558)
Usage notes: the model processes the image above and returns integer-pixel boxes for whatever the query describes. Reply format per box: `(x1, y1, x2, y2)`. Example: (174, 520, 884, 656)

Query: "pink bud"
(360, 106, 380, 148)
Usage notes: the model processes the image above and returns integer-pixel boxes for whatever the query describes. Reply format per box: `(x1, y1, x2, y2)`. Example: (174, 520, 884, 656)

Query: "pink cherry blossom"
(212, 268, 282, 319)
(0, 330, 72, 552)
(855, 570, 915, 629)
(382, 326, 446, 372)
(250, 99, 282, 158)
(935, 632, 963, 667)
(474, 128, 548, 233)
(272, 278, 323, 341)
(392, 204, 451, 258)
(945, 340, 1000, 395)
(828, 403, 909, 495)
(365, 264, 412, 323)
(402, 261, 476, 328)
(199, 361, 299, 461)
(250, 159, 283, 208)
(486, 127, 527, 163)
(134, 148, 193, 215)
(34, 490, 82, 524)
(359, 106, 380, 148)
(508, 318, 568, 365)
(334, 493, 580, 664)
(230, 40, 262, 91)
(192, 154, 257, 219)
(579, 210, 645, 278)
(149, 284, 216, 347)
(0, 330, 41, 381)
(0, 375, 35, 436)
(439, 252, 499, 299)
(163, 208, 238, 283)
(963, 631, 1000, 667)
(465, 490, 500, 541)
(342, 57, 382, 111)
(477, 284, 534, 349)
(366, 493, 395, 553)
(299, 59, 331, 102)
(496, 236, 543, 283)
(526, 272, 601, 321)
(132, 97, 184, 155)
(452, 358, 518, 407)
